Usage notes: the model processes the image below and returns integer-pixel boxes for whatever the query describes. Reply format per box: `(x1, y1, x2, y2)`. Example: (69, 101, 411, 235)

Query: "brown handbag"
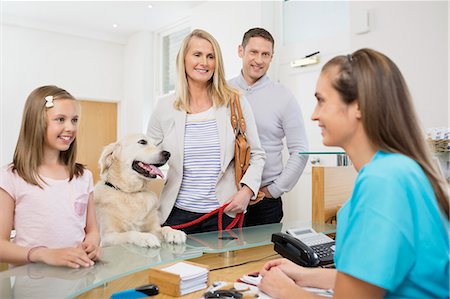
(230, 96, 265, 205)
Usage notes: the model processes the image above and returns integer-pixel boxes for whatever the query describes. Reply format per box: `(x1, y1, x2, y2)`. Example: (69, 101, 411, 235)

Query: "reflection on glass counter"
(299, 151, 351, 166)
(299, 151, 345, 155)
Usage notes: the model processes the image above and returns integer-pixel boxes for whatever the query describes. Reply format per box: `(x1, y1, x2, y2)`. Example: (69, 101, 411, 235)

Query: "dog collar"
(105, 181, 120, 191)
(104, 181, 142, 194)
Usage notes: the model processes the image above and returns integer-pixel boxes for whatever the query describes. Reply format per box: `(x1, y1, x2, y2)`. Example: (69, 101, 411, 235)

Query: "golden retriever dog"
(94, 134, 186, 247)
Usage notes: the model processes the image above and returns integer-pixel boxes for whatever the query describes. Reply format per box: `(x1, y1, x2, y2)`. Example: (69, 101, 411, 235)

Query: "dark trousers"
(244, 197, 283, 227)
(163, 206, 235, 234)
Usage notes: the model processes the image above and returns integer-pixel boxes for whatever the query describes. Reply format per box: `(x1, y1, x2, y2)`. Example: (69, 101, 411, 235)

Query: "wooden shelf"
(312, 166, 357, 223)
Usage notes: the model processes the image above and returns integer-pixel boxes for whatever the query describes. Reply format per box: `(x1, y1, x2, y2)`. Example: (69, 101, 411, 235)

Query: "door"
(76, 100, 117, 183)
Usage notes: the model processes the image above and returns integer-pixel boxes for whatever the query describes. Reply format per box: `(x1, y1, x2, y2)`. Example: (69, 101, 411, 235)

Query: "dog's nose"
(162, 151, 171, 160)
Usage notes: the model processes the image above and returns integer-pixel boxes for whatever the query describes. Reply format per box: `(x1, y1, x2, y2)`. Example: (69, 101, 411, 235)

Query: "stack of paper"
(161, 262, 208, 295)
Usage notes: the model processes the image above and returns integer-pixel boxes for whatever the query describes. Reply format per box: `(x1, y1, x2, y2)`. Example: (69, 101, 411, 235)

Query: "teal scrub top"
(335, 151, 449, 298)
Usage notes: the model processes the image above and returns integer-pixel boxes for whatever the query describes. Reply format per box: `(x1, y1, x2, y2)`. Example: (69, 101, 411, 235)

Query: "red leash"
(171, 202, 244, 231)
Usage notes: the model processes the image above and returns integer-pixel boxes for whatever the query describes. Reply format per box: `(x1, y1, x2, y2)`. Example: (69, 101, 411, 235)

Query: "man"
(228, 27, 308, 226)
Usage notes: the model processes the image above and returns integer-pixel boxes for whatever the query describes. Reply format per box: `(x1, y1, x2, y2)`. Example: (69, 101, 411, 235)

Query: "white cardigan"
(147, 95, 266, 224)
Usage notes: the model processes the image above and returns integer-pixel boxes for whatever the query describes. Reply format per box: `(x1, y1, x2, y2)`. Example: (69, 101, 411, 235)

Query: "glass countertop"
(0, 221, 335, 298)
(299, 151, 345, 155)
(0, 243, 202, 299)
(186, 220, 336, 253)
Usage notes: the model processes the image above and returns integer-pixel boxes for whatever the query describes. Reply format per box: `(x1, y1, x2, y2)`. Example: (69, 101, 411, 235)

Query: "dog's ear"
(147, 136, 160, 147)
(99, 141, 120, 175)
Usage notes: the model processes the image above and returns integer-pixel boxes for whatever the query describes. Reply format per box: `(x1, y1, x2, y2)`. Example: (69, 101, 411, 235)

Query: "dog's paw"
(161, 226, 187, 244)
(133, 232, 161, 248)
(120, 231, 161, 247)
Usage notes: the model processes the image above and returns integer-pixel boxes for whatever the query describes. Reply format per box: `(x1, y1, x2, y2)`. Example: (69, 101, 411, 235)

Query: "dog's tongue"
(138, 162, 164, 179)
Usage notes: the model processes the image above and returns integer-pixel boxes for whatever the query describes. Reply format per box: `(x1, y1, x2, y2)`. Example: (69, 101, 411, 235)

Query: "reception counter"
(0, 221, 335, 299)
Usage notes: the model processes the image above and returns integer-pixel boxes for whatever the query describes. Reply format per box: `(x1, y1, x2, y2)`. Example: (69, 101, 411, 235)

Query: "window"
(161, 27, 190, 94)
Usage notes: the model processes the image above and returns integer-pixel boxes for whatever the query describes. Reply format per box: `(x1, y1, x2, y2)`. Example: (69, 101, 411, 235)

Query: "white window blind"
(162, 27, 190, 94)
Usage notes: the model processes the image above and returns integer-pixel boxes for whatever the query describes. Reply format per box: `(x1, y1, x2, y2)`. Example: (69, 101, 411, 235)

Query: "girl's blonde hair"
(174, 29, 239, 112)
(323, 48, 449, 219)
(12, 85, 84, 187)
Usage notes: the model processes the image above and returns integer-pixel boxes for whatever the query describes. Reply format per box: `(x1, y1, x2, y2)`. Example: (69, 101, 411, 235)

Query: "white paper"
(303, 287, 334, 297)
(162, 262, 208, 279)
(161, 262, 208, 295)
(238, 274, 333, 298)
(180, 282, 207, 295)
(180, 273, 208, 289)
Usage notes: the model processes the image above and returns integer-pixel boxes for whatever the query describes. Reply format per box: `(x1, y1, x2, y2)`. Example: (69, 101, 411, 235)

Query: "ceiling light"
(147, 4, 153, 9)
(112, 24, 118, 28)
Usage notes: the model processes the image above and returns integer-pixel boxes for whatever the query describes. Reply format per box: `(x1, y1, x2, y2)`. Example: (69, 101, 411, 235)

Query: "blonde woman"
(259, 48, 449, 298)
(147, 29, 265, 234)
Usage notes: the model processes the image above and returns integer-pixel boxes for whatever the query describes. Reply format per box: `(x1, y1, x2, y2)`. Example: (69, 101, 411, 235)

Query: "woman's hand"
(31, 247, 95, 269)
(224, 185, 254, 213)
(259, 266, 300, 298)
(260, 258, 306, 284)
(261, 258, 337, 290)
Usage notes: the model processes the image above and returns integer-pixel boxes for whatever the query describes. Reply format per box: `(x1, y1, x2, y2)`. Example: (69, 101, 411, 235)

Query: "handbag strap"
(230, 96, 246, 135)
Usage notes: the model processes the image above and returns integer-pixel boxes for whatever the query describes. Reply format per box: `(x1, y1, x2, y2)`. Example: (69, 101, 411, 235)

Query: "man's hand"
(260, 186, 273, 198)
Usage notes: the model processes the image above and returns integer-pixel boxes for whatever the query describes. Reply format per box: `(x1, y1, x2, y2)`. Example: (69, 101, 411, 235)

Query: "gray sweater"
(229, 73, 308, 198)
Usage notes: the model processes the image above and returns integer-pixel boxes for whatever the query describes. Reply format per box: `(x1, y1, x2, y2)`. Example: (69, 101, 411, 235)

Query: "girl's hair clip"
(45, 95, 54, 108)
(347, 54, 353, 63)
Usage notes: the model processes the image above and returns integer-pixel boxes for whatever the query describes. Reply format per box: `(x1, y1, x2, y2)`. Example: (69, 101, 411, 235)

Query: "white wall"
(0, 25, 124, 166)
(350, 1, 448, 128)
(122, 31, 154, 137)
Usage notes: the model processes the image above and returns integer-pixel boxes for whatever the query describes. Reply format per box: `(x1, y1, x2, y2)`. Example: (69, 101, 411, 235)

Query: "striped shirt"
(175, 107, 221, 213)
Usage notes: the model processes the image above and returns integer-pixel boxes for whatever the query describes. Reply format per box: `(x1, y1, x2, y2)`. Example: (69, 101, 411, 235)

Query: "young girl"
(0, 85, 101, 268)
(259, 49, 449, 298)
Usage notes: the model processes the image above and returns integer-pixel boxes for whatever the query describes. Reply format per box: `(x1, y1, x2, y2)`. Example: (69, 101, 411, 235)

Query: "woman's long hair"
(12, 85, 84, 187)
(174, 29, 239, 112)
(323, 48, 449, 219)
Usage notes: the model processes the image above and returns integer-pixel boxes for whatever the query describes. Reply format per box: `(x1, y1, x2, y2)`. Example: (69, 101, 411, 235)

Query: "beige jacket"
(147, 95, 266, 224)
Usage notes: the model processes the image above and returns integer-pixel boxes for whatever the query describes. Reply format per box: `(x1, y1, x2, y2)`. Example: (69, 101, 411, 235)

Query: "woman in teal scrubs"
(259, 48, 449, 299)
